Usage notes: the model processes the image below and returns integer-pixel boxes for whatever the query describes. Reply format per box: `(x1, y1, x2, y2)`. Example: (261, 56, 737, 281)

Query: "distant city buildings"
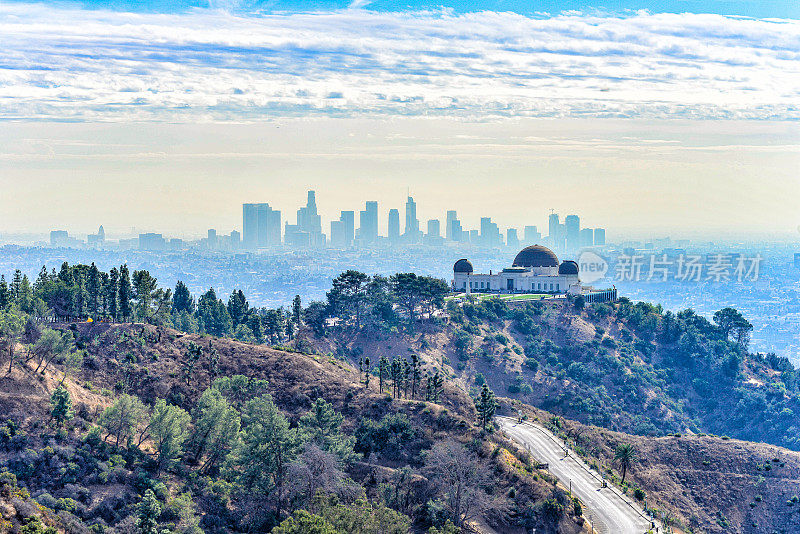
(50, 230, 75, 248)
(506, 228, 519, 249)
(87, 225, 105, 248)
(139, 232, 166, 251)
(358, 201, 378, 244)
(594, 228, 606, 246)
(330, 210, 355, 248)
(243, 202, 281, 249)
(44, 190, 612, 255)
(404, 196, 421, 243)
(388, 209, 400, 244)
(524, 225, 541, 245)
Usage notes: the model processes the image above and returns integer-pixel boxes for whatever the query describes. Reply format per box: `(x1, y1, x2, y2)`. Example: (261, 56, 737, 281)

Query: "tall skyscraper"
(480, 217, 501, 248)
(297, 191, 321, 233)
(341, 211, 354, 247)
(330, 210, 355, 248)
(207, 228, 217, 249)
(523, 225, 541, 244)
(404, 196, 420, 243)
(548, 213, 561, 249)
(594, 228, 606, 246)
(359, 201, 378, 244)
(427, 219, 440, 238)
(295, 190, 324, 246)
(506, 228, 519, 249)
(243, 203, 281, 248)
(330, 220, 344, 247)
(565, 215, 580, 250)
(448, 217, 463, 242)
(388, 208, 400, 243)
(547, 213, 560, 243)
(579, 227, 594, 248)
(445, 210, 457, 240)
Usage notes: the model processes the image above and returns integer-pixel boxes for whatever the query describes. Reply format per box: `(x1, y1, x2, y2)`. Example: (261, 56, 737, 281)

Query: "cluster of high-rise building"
(44, 190, 606, 253)
(546, 213, 606, 251)
(239, 191, 606, 253)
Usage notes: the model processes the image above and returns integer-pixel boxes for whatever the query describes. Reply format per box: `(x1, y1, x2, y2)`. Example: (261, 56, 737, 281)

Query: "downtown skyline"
(39, 189, 608, 253)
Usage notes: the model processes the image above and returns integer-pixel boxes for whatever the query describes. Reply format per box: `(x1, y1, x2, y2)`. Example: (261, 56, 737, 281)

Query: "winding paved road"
(498, 416, 656, 534)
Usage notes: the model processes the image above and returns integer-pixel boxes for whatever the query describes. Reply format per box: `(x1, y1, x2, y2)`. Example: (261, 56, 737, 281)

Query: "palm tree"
(614, 443, 637, 485)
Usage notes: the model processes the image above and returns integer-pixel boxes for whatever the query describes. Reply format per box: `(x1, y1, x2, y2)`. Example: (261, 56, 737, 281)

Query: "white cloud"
(348, 0, 374, 8)
(0, 3, 797, 121)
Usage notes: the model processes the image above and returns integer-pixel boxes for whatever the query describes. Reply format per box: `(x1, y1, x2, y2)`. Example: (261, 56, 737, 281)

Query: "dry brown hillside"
(59, 321, 476, 422)
(0, 321, 591, 534)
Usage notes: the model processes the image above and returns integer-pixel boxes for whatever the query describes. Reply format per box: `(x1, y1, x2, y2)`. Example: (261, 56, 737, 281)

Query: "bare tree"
(286, 443, 359, 513)
(423, 440, 504, 528)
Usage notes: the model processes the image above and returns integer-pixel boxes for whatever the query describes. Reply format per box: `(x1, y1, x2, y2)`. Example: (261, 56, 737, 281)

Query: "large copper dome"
(453, 258, 474, 273)
(513, 245, 559, 268)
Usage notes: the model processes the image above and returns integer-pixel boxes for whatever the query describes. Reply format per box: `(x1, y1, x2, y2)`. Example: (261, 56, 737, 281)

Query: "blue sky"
(1, 0, 798, 235)
(10, 0, 799, 18)
(2, 3, 797, 122)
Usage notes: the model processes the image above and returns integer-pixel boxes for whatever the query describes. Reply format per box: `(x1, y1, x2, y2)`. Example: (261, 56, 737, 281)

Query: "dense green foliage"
(2, 263, 449, 349)
(448, 295, 800, 450)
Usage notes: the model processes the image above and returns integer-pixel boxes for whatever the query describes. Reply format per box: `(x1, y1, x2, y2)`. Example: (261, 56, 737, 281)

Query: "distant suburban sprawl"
(0, 191, 797, 365)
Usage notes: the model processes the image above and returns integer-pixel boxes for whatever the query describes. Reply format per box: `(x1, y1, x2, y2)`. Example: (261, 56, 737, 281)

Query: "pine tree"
(285, 316, 295, 340)
(390, 358, 401, 397)
(87, 263, 100, 316)
(97, 272, 108, 316)
(363, 357, 371, 387)
(149, 400, 191, 472)
(0, 276, 8, 310)
(9, 270, 22, 304)
(410, 354, 420, 398)
(34, 266, 49, 292)
(403, 359, 411, 397)
(298, 397, 356, 464)
(107, 267, 119, 321)
(136, 489, 162, 534)
(379, 356, 388, 394)
(247, 313, 263, 343)
(57, 261, 72, 285)
(73, 273, 87, 319)
(292, 295, 302, 326)
(50, 386, 74, 428)
(191, 387, 241, 474)
(173, 281, 194, 314)
(474, 384, 497, 431)
(118, 265, 132, 321)
(227, 289, 248, 326)
(427, 370, 444, 403)
(231, 394, 300, 520)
